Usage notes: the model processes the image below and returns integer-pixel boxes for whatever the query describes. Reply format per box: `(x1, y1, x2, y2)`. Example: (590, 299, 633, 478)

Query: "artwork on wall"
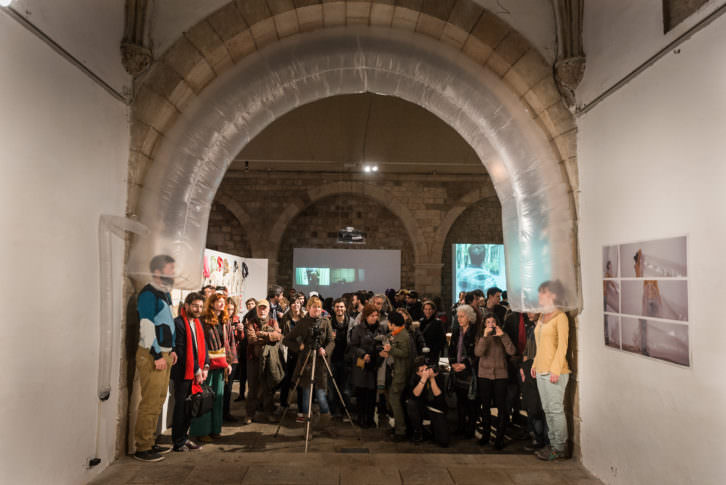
(603, 236, 689, 366)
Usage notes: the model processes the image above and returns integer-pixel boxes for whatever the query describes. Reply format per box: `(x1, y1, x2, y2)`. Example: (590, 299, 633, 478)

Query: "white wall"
(10, 0, 131, 95)
(577, 11, 726, 485)
(578, 0, 726, 106)
(0, 9, 129, 485)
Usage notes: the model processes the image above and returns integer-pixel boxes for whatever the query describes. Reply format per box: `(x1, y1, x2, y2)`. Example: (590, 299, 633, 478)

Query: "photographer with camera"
(282, 296, 335, 428)
(407, 355, 449, 446)
(474, 312, 516, 449)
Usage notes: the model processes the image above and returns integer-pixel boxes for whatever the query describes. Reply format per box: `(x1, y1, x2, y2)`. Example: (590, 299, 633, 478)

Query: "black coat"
(448, 324, 478, 387)
(349, 321, 388, 390)
(419, 316, 446, 360)
(171, 315, 209, 382)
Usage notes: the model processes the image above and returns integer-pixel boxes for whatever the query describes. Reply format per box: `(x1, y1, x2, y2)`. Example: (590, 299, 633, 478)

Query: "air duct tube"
(98, 215, 148, 399)
(127, 26, 580, 312)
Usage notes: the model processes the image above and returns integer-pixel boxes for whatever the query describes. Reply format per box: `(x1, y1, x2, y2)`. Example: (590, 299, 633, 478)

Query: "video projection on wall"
(293, 248, 400, 297)
(452, 244, 507, 302)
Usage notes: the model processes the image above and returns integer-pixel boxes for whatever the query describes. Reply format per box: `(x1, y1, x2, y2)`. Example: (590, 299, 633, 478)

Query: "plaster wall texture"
(577, 12, 726, 485)
(9, 0, 131, 95)
(0, 11, 129, 484)
(578, 0, 726, 106)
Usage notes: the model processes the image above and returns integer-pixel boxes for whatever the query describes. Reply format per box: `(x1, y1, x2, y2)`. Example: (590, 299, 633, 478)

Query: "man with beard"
(329, 298, 352, 418)
(171, 292, 208, 452)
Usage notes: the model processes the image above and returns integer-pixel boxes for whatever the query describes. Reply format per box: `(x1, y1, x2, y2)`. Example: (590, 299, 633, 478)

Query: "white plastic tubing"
(127, 27, 580, 312)
(99, 215, 148, 400)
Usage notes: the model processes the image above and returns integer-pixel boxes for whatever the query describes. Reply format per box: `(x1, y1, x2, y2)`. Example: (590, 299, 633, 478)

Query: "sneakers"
(535, 446, 567, 461)
(185, 440, 202, 450)
(151, 444, 171, 455)
(296, 413, 305, 423)
(133, 450, 165, 462)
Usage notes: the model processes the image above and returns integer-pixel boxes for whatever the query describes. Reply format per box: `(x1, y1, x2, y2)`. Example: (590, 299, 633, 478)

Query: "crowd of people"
(132, 254, 571, 464)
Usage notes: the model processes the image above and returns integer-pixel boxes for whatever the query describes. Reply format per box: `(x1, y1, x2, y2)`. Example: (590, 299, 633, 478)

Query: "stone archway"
(127, 24, 579, 311)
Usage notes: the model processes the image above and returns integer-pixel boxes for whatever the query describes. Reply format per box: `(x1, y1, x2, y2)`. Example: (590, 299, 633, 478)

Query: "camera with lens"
(421, 347, 449, 374)
(311, 322, 324, 350)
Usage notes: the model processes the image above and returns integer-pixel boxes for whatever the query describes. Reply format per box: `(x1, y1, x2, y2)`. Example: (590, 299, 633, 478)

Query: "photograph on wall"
(619, 236, 687, 278)
(603, 245, 619, 278)
(621, 279, 688, 321)
(604, 314, 621, 349)
(602, 235, 689, 366)
(604, 279, 620, 313)
(620, 317, 645, 354)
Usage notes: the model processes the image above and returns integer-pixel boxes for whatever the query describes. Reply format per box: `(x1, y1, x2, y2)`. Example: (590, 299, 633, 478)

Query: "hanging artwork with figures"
(602, 236, 689, 366)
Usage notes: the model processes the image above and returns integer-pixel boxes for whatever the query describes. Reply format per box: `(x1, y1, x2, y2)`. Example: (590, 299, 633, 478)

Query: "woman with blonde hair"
(190, 293, 232, 441)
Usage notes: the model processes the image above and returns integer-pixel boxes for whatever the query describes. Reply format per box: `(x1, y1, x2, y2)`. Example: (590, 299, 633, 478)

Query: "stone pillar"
(414, 263, 444, 298)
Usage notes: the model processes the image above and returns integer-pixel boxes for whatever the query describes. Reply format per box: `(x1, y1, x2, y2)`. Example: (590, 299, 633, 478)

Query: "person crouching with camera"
(406, 356, 449, 447)
(282, 296, 335, 430)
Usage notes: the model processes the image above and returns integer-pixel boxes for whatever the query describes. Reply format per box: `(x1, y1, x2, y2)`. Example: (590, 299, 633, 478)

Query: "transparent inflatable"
(127, 26, 580, 312)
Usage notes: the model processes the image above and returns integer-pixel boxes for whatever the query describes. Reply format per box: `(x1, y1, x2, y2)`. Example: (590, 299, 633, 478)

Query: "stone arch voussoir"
(128, 0, 578, 217)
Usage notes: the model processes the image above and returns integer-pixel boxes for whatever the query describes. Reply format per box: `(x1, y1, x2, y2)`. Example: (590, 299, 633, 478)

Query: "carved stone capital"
(555, 56, 586, 106)
(121, 42, 152, 77)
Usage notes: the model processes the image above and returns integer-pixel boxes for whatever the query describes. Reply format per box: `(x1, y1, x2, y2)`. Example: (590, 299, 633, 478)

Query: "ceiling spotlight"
(363, 165, 372, 173)
(371, 165, 378, 172)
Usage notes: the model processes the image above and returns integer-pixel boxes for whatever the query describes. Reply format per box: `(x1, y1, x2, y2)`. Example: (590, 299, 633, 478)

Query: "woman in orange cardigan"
(530, 280, 570, 461)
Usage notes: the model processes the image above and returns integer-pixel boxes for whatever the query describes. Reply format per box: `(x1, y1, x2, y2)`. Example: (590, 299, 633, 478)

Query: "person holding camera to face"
(474, 312, 516, 449)
(282, 296, 335, 429)
(407, 356, 449, 447)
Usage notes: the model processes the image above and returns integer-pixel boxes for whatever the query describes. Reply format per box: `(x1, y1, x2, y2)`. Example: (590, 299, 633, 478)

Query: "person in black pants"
(449, 304, 479, 439)
(419, 300, 446, 361)
(171, 292, 208, 452)
(329, 298, 352, 417)
(349, 303, 388, 427)
(407, 358, 449, 446)
(474, 313, 516, 449)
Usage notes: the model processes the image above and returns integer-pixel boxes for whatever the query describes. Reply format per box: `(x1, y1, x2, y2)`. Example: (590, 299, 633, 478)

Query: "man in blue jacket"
(134, 254, 178, 462)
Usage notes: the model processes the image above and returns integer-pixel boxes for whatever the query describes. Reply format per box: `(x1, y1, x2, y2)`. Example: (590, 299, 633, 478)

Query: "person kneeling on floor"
(406, 357, 449, 447)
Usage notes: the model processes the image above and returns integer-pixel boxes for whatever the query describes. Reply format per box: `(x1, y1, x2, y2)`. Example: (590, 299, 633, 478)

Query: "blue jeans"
(536, 372, 569, 452)
(301, 386, 330, 415)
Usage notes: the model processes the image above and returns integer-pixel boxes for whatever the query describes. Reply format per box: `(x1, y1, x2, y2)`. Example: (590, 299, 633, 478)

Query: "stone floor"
(91, 389, 602, 485)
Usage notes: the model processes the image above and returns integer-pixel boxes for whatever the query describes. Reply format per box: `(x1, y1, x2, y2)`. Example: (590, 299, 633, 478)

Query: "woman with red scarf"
(171, 292, 209, 452)
(190, 293, 232, 441)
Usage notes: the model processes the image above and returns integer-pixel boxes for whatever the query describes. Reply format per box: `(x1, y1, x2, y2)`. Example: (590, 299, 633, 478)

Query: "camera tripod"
(274, 345, 360, 452)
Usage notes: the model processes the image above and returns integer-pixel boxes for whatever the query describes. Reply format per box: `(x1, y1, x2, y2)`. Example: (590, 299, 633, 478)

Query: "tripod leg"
(274, 349, 313, 438)
(304, 352, 317, 454)
(319, 355, 361, 440)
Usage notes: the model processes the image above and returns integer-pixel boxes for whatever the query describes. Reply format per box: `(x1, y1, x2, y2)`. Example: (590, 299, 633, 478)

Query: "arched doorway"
(127, 26, 579, 311)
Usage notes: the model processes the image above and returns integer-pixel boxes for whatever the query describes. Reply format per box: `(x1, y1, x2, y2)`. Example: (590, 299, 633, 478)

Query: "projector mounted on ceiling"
(337, 226, 366, 244)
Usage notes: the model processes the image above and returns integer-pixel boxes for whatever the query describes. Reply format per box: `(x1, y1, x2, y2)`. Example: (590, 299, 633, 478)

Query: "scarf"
(182, 308, 206, 394)
(391, 326, 404, 336)
(518, 314, 527, 354)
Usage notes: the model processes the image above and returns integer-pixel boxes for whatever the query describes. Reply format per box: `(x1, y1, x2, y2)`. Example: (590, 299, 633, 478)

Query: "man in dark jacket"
(329, 298, 351, 418)
(419, 300, 446, 361)
(406, 291, 424, 321)
(407, 356, 449, 446)
(503, 311, 535, 427)
(171, 292, 209, 452)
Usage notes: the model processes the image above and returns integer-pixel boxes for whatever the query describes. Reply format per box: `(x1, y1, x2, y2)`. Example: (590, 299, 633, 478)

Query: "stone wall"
(440, 195, 503, 311)
(277, 194, 416, 291)
(205, 201, 251, 257)
(209, 170, 501, 299)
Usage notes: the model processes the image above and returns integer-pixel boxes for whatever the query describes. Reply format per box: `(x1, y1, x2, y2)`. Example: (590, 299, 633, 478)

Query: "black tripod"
(274, 344, 359, 452)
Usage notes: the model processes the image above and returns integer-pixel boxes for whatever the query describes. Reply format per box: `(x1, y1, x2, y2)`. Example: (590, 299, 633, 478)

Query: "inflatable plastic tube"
(98, 215, 148, 400)
(127, 26, 580, 312)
